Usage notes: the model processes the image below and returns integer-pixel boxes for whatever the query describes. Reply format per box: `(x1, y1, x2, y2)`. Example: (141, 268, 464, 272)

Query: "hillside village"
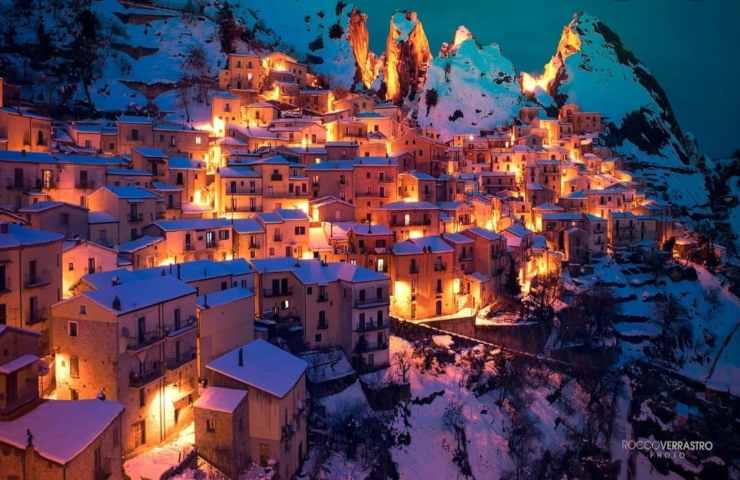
(0, 2, 738, 480)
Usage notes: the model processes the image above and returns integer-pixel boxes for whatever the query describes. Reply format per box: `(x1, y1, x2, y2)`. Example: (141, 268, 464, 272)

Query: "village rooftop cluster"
(0, 42, 697, 479)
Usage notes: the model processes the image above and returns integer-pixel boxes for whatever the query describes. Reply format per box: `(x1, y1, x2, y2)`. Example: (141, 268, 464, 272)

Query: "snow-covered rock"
(416, 26, 523, 141)
(526, 13, 709, 210)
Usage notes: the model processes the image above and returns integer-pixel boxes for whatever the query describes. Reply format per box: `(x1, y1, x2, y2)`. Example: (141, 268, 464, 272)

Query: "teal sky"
(355, 0, 740, 158)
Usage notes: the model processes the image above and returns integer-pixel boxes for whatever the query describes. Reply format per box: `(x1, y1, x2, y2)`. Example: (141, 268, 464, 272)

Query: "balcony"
(166, 349, 196, 370)
(184, 243, 195, 251)
(379, 177, 395, 183)
(24, 276, 50, 289)
(262, 288, 292, 298)
(273, 235, 283, 242)
(75, 180, 96, 190)
(354, 296, 389, 308)
(433, 262, 447, 272)
(249, 241, 261, 249)
(129, 366, 163, 388)
(25, 311, 45, 325)
(126, 331, 164, 351)
(270, 174, 284, 181)
(127, 212, 144, 223)
(354, 321, 387, 332)
(226, 188, 262, 196)
(354, 338, 389, 354)
(317, 293, 329, 303)
(356, 191, 388, 198)
(167, 315, 196, 337)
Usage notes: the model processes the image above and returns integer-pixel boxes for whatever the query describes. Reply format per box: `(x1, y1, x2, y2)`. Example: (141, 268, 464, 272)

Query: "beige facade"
(196, 287, 255, 379)
(206, 340, 308, 480)
(88, 186, 159, 243)
(51, 277, 198, 454)
(61, 240, 118, 298)
(0, 223, 63, 352)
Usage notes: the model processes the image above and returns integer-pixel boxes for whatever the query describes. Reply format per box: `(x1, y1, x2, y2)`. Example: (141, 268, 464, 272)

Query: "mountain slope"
(416, 26, 523, 140)
(524, 13, 709, 211)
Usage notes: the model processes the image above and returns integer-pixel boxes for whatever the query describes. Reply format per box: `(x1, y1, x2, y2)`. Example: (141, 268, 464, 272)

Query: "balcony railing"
(24, 276, 50, 289)
(75, 180, 96, 190)
(262, 288, 292, 298)
(128, 213, 144, 223)
(270, 174, 283, 181)
(25, 311, 44, 325)
(354, 296, 389, 308)
(249, 241, 261, 249)
(166, 349, 196, 370)
(354, 322, 387, 332)
(433, 262, 447, 272)
(126, 331, 164, 351)
(317, 293, 329, 303)
(354, 339, 389, 354)
(184, 243, 195, 251)
(129, 366, 163, 388)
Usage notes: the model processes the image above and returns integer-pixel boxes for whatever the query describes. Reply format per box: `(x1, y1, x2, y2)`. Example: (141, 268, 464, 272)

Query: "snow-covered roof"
(379, 201, 438, 211)
(193, 386, 247, 413)
(250, 257, 387, 284)
(169, 156, 205, 170)
(18, 201, 86, 213)
(232, 218, 264, 234)
(403, 170, 435, 181)
(349, 223, 392, 236)
(441, 232, 473, 244)
(542, 212, 584, 222)
(103, 185, 157, 200)
(133, 146, 166, 158)
(83, 259, 252, 290)
(107, 167, 152, 177)
(82, 276, 196, 315)
(463, 227, 503, 241)
(0, 223, 64, 249)
(0, 400, 123, 464)
(276, 208, 309, 221)
(152, 181, 182, 192)
(206, 339, 307, 398)
(0, 354, 38, 374)
(88, 211, 117, 224)
(197, 287, 254, 309)
(219, 165, 260, 178)
(392, 236, 454, 255)
(118, 115, 152, 124)
(504, 223, 533, 238)
(117, 235, 164, 253)
(153, 218, 232, 232)
(306, 160, 353, 171)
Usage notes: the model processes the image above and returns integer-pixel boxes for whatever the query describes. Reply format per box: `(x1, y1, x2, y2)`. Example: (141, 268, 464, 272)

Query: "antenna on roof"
(112, 276, 120, 286)
(203, 293, 209, 309)
(112, 296, 121, 311)
(238, 348, 244, 367)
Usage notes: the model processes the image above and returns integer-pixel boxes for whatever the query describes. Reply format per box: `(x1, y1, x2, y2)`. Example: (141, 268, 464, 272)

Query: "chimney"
(177, 263, 181, 279)
(112, 296, 121, 311)
(24, 429, 35, 480)
(111, 275, 120, 286)
(203, 293, 209, 308)
(237, 348, 244, 367)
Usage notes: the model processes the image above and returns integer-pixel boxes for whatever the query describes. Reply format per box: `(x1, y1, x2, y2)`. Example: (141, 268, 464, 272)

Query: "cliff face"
(348, 8, 381, 89)
(384, 11, 431, 102)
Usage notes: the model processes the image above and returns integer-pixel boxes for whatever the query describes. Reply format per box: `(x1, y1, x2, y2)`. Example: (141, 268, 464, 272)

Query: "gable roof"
(206, 340, 307, 398)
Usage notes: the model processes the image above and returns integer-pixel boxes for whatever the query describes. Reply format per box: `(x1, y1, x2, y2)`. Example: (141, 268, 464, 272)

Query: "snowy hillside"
(528, 13, 709, 211)
(416, 27, 523, 140)
(0, 0, 360, 115)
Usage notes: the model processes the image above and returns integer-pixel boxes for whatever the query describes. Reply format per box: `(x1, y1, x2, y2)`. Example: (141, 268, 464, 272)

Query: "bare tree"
(393, 350, 412, 384)
(521, 274, 561, 325)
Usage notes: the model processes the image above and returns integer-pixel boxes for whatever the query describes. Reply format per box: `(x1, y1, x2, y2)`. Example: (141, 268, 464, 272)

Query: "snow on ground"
(416, 27, 522, 140)
(124, 423, 194, 480)
(567, 256, 740, 393)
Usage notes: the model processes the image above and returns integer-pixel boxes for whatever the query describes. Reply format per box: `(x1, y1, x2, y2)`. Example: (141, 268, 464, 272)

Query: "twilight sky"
(355, 0, 740, 158)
